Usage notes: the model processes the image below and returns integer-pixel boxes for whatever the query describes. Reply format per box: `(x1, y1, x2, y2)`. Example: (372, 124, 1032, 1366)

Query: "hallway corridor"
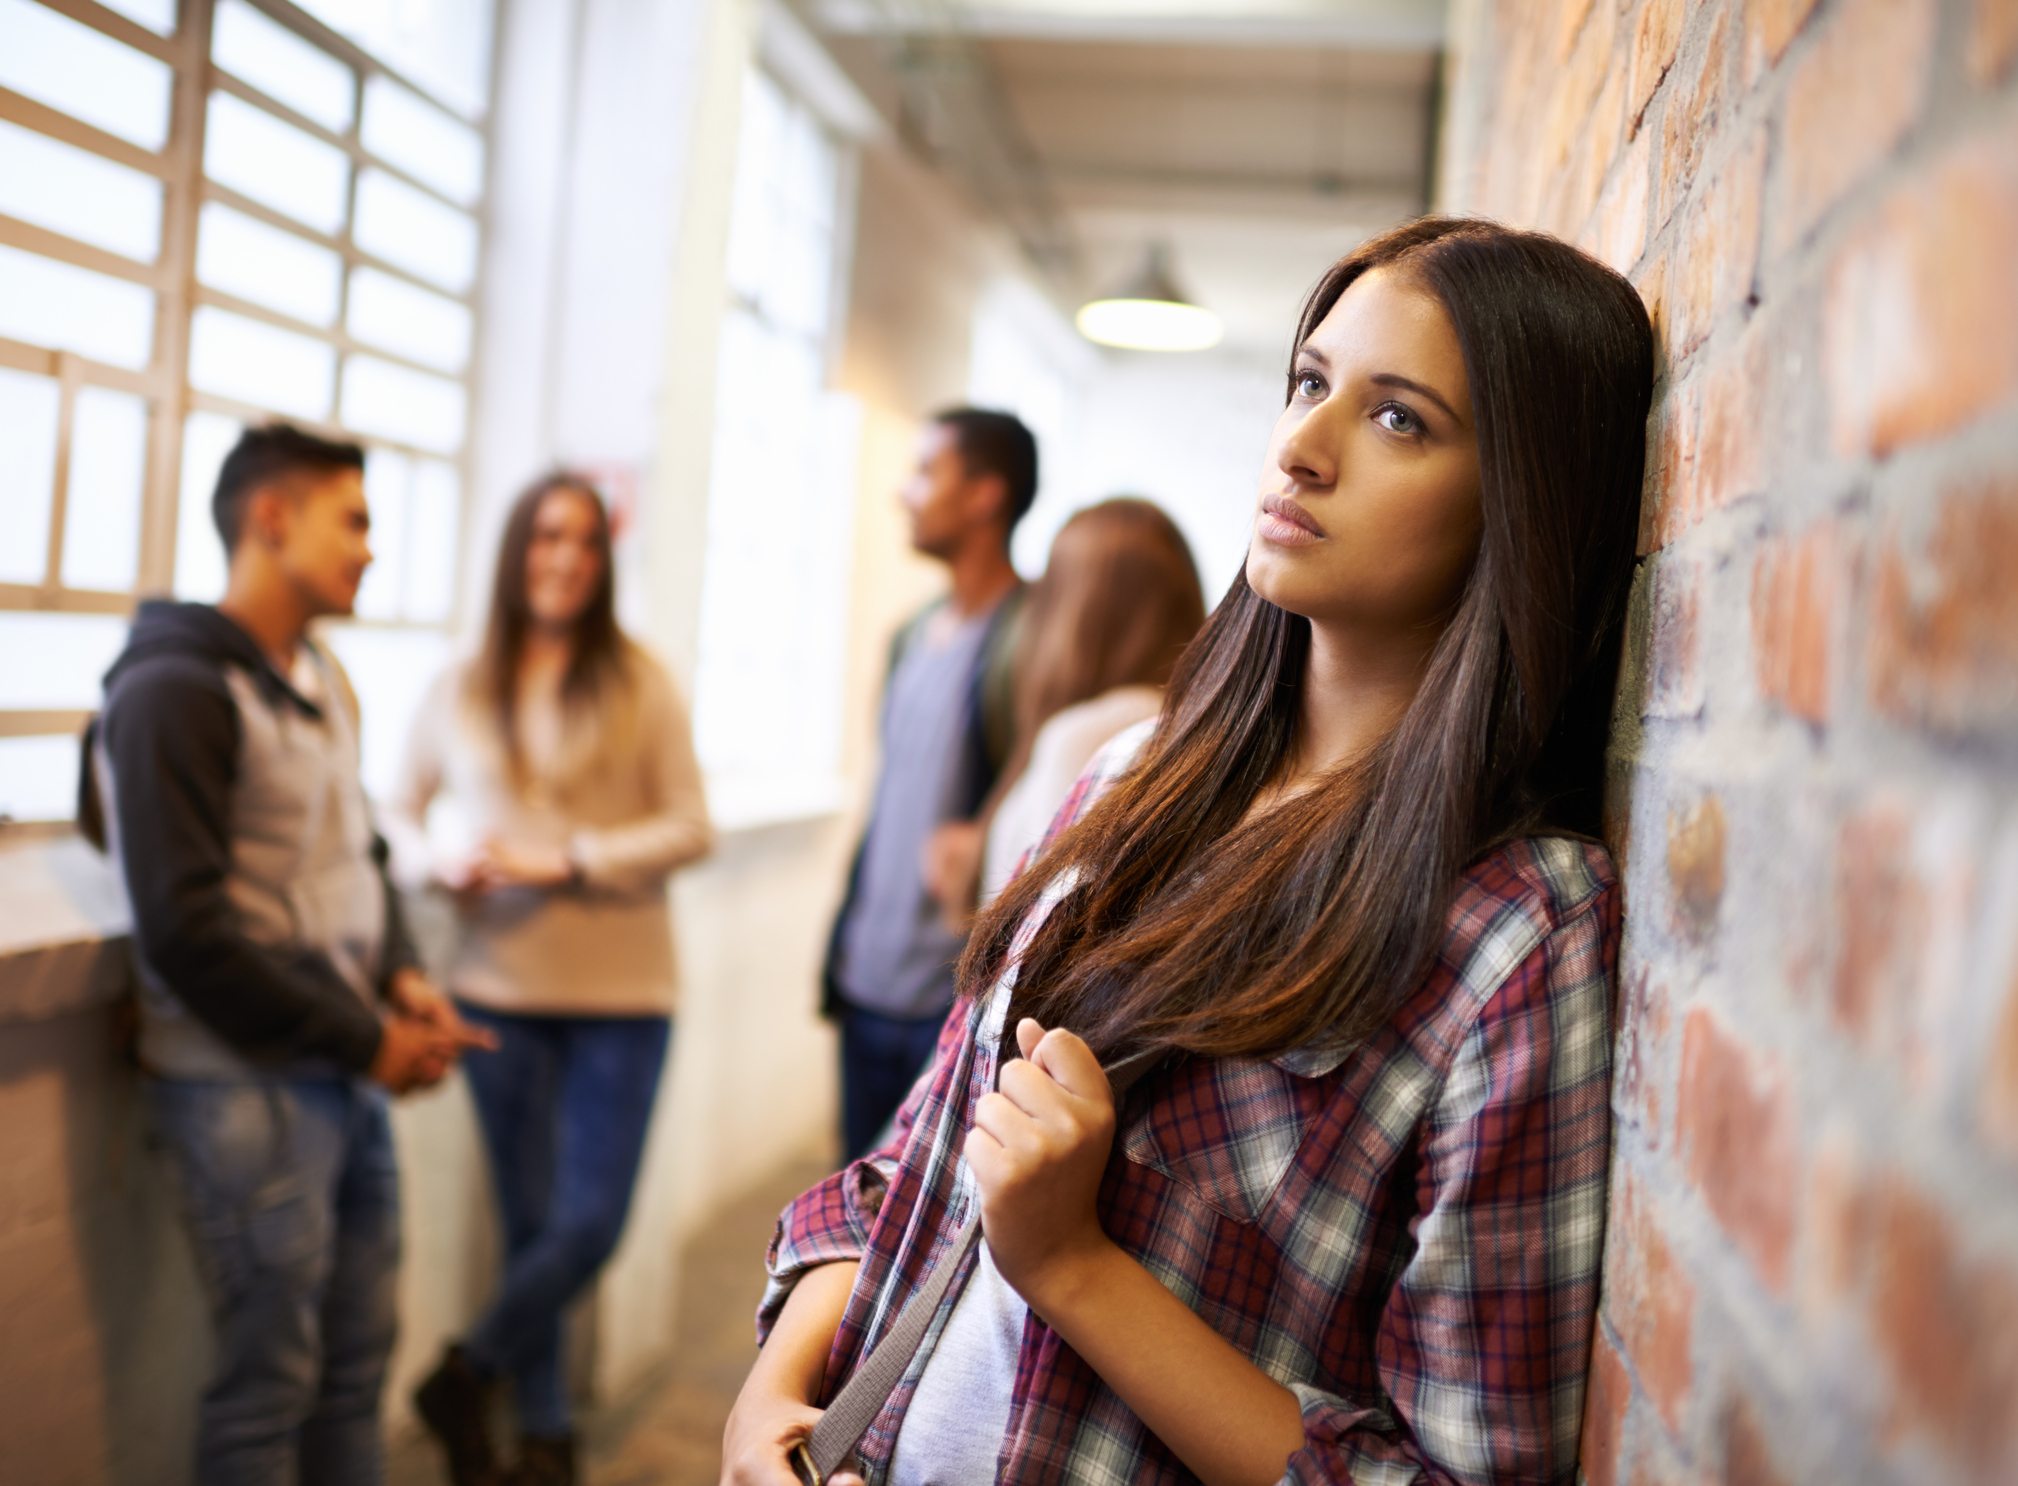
(391, 1154, 827, 1486)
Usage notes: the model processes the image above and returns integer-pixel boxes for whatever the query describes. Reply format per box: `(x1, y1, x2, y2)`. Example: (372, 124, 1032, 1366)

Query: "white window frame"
(0, 0, 491, 817)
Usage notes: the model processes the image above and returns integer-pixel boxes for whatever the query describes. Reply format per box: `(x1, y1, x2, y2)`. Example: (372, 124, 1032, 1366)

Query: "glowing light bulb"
(1074, 298, 1223, 351)
(1074, 244, 1220, 352)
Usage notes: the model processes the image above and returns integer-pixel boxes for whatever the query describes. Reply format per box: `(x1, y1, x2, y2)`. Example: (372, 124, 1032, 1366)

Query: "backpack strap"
(794, 1043, 1169, 1485)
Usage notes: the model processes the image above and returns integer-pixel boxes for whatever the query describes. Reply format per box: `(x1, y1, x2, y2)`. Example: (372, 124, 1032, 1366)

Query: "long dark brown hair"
(961, 217, 1655, 1062)
(998, 499, 1205, 798)
(470, 473, 629, 776)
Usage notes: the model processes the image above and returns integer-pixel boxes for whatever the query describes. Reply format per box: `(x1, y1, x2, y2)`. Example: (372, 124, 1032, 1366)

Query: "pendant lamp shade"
(1076, 244, 1222, 352)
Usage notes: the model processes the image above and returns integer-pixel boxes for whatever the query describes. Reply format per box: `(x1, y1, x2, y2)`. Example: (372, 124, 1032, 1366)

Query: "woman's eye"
(1375, 404, 1420, 434)
(1295, 372, 1325, 399)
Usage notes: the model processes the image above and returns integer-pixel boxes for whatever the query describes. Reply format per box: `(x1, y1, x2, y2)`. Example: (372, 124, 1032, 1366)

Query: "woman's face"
(523, 488, 605, 630)
(1246, 267, 1483, 643)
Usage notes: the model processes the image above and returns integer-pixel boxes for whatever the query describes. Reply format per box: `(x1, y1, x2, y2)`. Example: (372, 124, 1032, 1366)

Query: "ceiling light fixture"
(1075, 243, 1222, 352)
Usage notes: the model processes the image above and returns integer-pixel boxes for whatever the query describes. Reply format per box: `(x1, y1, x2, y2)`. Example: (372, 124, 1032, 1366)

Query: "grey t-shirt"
(889, 968, 1027, 1486)
(836, 605, 994, 1019)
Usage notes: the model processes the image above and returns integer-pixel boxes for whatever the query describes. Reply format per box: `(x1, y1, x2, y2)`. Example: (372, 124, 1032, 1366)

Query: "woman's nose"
(1278, 406, 1340, 487)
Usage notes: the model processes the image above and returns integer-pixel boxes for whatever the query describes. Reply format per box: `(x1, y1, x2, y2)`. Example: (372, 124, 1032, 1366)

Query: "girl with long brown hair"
(389, 474, 712, 1486)
(726, 216, 1653, 1486)
(923, 498, 1206, 922)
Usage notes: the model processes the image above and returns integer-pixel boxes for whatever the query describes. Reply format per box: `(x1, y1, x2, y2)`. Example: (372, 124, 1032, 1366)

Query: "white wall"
(968, 278, 1283, 603)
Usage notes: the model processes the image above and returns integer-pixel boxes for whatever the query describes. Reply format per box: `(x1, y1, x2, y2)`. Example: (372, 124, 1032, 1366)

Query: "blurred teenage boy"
(823, 408, 1035, 1159)
(85, 423, 491, 1486)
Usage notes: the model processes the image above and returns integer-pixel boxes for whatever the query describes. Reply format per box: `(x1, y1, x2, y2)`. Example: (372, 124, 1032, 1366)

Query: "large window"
(691, 67, 860, 829)
(0, 0, 492, 823)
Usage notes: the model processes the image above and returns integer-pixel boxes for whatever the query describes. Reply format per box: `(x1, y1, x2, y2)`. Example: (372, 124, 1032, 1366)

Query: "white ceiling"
(814, 0, 1448, 48)
(809, 2, 1443, 352)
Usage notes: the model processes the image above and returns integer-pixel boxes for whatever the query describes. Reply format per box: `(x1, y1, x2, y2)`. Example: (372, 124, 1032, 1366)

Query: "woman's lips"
(1257, 492, 1325, 547)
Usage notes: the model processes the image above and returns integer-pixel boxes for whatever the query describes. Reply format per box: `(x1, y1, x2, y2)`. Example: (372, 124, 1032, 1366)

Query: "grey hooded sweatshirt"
(87, 601, 418, 1079)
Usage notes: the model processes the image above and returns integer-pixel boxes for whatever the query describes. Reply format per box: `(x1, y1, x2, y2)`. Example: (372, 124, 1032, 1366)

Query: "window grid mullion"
(142, 0, 215, 596)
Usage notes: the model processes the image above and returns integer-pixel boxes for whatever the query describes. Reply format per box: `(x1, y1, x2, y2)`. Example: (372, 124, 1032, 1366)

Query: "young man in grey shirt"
(88, 424, 490, 1485)
(824, 409, 1035, 1158)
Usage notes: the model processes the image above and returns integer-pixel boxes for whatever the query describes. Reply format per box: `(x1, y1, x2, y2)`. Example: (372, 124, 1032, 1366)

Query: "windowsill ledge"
(0, 831, 133, 1027)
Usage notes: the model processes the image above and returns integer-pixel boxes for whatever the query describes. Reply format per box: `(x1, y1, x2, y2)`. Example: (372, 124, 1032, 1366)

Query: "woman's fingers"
(1015, 1016, 1045, 1060)
(972, 1089, 1041, 1154)
(1029, 1025, 1111, 1104)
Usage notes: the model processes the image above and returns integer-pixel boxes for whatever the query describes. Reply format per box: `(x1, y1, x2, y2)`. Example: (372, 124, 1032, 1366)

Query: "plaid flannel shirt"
(762, 721, 1620, 1486)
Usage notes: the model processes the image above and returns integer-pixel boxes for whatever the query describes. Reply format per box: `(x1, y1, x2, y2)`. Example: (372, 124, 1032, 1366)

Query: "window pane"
(403, 460, 458, 621)
(0, 367, 60, 584)
(197, 201, 342, 326)
(0, 0, 173, 150)
(346, 267, 469, 372)
(361, 75, 482, 206)
(0, 117, 163, 262)
(352, 169, 476, 292)
(189, 305, 335, 419)
(96, 0, 175, 35)
(0, 611, 128, 707)
(204, 92, 351, 235)
(174, 410, 240, 600)
(211, 0, 356, 132)
(320, 624, 453, 798)
(353, 448, 409, 619)
(291, 0, 495, 120)
(60, 386, 148, 591)
(0, 244, 155, 368)
(339, 355, 463, 453)
(724, 70, 786, 306)
(0, 735, 82, 823)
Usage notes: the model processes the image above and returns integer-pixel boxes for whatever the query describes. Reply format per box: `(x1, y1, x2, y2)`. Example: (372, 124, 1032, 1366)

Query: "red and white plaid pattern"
(763, 722, 1621, 1486)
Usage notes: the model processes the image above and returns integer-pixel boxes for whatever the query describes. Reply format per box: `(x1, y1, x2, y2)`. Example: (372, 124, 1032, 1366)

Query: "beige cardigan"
(385, 645, 713, 1016)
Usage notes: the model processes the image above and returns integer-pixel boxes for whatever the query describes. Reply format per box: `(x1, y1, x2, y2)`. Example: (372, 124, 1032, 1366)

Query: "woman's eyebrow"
(1370, 372, 1461, 422)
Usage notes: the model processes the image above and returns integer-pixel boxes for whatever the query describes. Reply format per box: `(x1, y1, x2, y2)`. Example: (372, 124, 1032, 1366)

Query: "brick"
(1557, 0, 1600, 63)
(1870, 1178, 2018, 1481)
(1616, 964, 1676, 1149)
(1691, 320, 1766, 517)
(1658, 5, 1729, 227)
(1778, 0, 1936, 252)
(1668, 128, 1765, 359)
(1603, 1175, 1695, 1431)
(1586, 133, 1651, 274)
(1581, 1329, 1631, 1486)
(1646, 550, 1702, 718)
(1743, 0, 1822, 81)
(1646, 372, 1699, 551)
(1724, 1396, 1790, 1486)
(1628, 0, 1685, 135)
(1982, 963, 2018, 1159)
(1801, 1135, 1871, 1321)
(1677, 1006, 1799, 1294)
(1665, 795, 1725, 940)
(1972, 0, 2018, 82)
(1830, 801, 1921, 1044)
(1545, 0, 1618, 175)
(1751, 520, 1839, 725)
(1870, 480, 2018, 736)
(1824, 126, 2018, 457)
(1634, 254, 1667, 365)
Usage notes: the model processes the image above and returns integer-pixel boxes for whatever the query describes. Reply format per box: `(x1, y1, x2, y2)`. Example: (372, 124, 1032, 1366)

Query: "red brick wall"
(1437, 2, 2018, 1481)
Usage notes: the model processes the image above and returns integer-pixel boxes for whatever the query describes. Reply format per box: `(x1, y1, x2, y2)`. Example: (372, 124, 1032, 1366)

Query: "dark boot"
(510, 1433, 577, 1486)
(414, 1345, 502, 1486)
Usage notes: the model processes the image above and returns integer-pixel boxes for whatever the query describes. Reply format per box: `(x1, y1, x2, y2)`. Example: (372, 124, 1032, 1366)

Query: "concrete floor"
(393, 1153, 829, 1486)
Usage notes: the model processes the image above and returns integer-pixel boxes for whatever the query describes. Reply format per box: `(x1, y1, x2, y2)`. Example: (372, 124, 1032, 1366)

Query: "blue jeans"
(149, 1076, 400, 1486)
(838, 1001, 946, 1161)
(457, 1005, 670, 1435)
